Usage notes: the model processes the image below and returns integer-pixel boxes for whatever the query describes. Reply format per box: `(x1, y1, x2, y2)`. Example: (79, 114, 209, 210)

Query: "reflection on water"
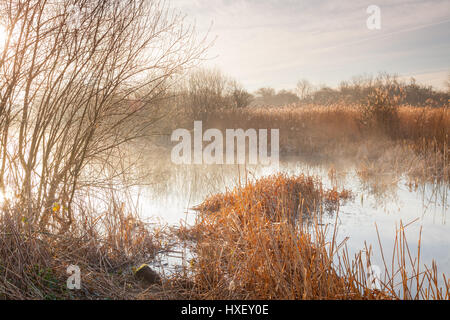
(135, 156, 449, 281)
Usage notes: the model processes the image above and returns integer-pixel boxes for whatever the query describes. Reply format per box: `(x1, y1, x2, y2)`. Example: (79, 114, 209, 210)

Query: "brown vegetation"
(0, 200, 159, 299)
(176, 174, 449, 300)
(0, 0, 204, 300)
(0, 1, 448, 301)
(200, 104, 449, 182)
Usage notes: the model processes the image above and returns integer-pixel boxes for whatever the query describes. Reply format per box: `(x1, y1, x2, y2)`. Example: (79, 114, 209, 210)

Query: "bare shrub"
(0, 0, 208, 298)
(0, 0, 206, 231)
(359, 76, 405, 137)
(179, 67, 252, 122)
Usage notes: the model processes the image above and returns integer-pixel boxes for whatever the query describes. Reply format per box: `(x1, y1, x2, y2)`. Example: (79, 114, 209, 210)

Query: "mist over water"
(135, 151, 449, 284)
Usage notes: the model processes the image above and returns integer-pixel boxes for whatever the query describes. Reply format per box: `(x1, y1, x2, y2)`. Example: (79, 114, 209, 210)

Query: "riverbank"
(2, 173, 447, 300)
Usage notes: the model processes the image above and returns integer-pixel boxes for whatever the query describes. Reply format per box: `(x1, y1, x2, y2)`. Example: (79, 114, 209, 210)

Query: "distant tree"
(276, 90, 300, 104)
(296, 79, 313, 100)
(255, 87, 276, 99)
(253, 87, 298, 106)
(229, 80, 253, 108)
(307, 72, 449, 107)
(186, 68, 229, 120)
(311, 87, 340, 105)
(181, 68, 251, 120)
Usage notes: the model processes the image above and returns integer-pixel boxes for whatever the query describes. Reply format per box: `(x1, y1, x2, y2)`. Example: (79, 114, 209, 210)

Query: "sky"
(172, 0, 450, 92)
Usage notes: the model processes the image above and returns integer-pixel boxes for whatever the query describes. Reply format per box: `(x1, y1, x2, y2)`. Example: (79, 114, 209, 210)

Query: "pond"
(135, 156, 449, 291)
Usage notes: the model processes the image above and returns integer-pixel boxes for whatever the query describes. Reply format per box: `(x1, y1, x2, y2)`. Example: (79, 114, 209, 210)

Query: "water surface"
(137, 157, 449, 288)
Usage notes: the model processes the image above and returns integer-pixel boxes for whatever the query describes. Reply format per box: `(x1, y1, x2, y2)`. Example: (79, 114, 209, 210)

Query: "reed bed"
(201, 104, 449, 181)
(1, 102, 448, 299)
(194, 173, 352, 222)
(0, 200, 160, 299)
(205, 104, 448, 153)
(178, 174, 449, 300)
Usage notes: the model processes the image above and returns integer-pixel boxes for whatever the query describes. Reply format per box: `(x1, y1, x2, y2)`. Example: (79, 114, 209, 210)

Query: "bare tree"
(0, 0, 207, 232)
(296, 79, 312, 100)
(229, 79, 253, 108)
(253, 87, 298, 106)
(182, 67, 251, 120)
(255, 87, 276, 99)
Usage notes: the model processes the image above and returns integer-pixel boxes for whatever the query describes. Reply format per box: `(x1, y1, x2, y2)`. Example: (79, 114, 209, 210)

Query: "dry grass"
(0, 200, 161, 300)
(206, 104, 448, 153)
(1, 103, 448, 299)
(201, 104, 449, 181)
(194, 173, 352, 222)
(176, 174, 449, 300)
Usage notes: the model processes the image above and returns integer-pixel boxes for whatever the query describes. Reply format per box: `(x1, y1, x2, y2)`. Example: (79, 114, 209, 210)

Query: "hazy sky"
(172, 0, 450, 91)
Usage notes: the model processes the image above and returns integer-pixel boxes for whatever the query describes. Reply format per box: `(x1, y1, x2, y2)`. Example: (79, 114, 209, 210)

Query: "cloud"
(171, 0, 450, 90)
(399, 69, 449, 89)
